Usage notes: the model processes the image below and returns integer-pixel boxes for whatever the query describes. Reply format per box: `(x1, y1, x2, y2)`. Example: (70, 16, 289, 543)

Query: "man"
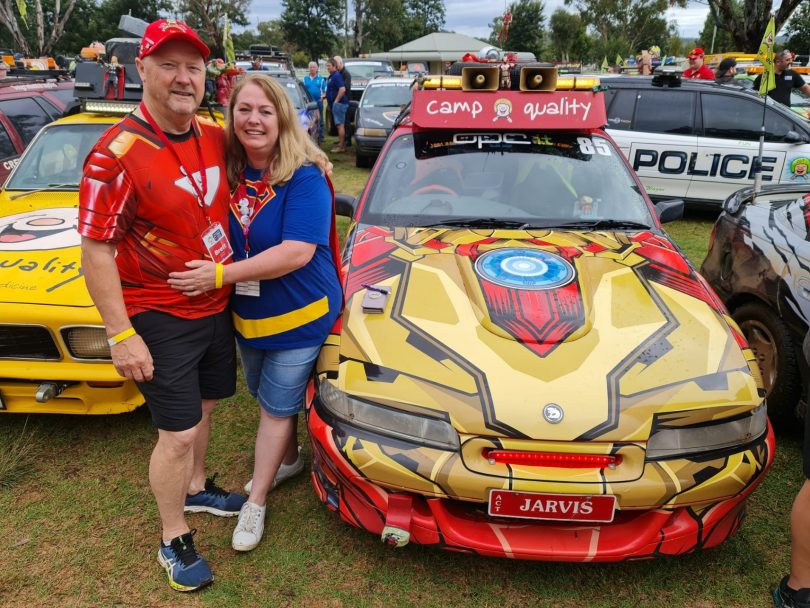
(683, 47, 714, 80)
(79, 19, 244, 592)
(303, 61, 326, 143)
(754, 50, 810, 107)
(248, 55, 266, 71)
(326, 57, 348, 152)
(773, 334, 810, 608)
(333, 55, 353, 145)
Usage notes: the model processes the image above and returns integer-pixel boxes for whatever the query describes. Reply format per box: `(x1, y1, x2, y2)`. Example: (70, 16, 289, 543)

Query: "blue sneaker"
(774, 576, 810, 608)
(157, 530, 213, 592)
(185, 475, 246, 517)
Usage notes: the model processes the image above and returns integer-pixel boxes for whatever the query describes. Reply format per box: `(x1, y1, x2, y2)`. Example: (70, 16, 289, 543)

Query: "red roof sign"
(410, 89, 607, 131)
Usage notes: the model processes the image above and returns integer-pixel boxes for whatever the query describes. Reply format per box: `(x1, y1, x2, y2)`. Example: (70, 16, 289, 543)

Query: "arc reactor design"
(475, 248, 575, 290)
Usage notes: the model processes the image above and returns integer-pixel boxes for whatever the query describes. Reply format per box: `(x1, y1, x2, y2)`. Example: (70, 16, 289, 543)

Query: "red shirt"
(79, 114, 232, 319)
(683, 64, 714, 80)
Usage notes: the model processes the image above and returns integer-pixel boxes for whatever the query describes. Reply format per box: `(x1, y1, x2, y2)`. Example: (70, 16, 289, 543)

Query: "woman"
(168, 73, 342, 551)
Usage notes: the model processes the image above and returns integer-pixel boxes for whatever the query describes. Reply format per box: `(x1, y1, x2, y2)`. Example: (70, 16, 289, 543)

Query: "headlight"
(355, 128, 387, 137)
(61, 326, 111, 359)
(318, 378, 460, 450)
(646, 403, 767, 460)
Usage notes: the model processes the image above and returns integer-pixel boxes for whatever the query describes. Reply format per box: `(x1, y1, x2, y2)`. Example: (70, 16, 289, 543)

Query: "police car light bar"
(410, 88, 607, 130)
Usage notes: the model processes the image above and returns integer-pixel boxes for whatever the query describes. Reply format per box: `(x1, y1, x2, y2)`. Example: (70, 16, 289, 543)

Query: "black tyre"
(733, 301, 801, 425)
(355, 153, 372, 168)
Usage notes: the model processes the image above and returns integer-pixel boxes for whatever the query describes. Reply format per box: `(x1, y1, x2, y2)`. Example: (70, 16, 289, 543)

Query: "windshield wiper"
(553, 218, 651, 231)
(10, 183, 79, 200)
(419, 218, 534, 229)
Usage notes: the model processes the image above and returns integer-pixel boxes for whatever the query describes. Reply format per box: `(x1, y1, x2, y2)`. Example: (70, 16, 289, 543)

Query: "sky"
(244, 1, 713, 41)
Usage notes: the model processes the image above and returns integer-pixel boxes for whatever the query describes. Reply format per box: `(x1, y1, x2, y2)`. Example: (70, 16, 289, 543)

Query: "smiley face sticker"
(0, 208, 80, 251)
(493, 98, 513, 123)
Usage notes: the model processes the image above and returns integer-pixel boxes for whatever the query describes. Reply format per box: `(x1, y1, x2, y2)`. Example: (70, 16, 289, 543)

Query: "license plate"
(488, 490, 616, 523)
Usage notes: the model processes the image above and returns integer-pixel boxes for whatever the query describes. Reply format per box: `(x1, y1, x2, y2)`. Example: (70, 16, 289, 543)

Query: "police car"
(603, 72, 810, 208)
(306, 65, 774, 561)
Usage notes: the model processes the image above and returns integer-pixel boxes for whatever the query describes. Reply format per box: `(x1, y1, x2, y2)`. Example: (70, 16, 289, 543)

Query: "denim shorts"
(332, 102, 348, 125)
(239, 343, 321, 417)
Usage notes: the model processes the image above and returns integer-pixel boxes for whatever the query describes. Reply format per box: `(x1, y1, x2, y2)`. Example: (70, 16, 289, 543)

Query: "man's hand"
(111, 334, 154, 382)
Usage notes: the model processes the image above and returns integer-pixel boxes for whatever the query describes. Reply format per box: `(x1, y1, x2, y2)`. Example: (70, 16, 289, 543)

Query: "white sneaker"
(232, 501, 266, 552)
(244, 446, 305, 494)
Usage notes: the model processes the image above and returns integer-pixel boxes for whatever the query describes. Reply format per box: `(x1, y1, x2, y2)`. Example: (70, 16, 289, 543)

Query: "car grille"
(0, 325, 61, 360)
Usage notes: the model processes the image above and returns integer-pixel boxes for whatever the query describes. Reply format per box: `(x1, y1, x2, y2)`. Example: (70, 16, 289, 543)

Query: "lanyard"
(231, 170, 268, 258)
(138, 103, 210, 222)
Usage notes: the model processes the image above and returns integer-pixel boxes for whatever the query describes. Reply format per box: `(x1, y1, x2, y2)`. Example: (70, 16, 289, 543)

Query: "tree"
(179, 0, 250, 58)
(56, 0, 170, 54)
(549, 8, 590, 62)
(488, 1, 546, 59)
(565, 0, 685, 58)
(401, 0, 444, 41)
(707, 0, 804, 52)
(280, 0, 343, 62)
(696, 7, 736, 54)
(364, 0, 406, 51)
(785, 1, 810, 56)
(0, 0, 78, 56)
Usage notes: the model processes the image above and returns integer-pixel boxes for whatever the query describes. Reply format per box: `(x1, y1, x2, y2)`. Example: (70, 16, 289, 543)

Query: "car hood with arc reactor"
(320, 225, 763, 442)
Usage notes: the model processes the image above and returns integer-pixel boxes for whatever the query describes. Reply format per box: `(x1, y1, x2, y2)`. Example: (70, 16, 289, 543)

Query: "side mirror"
(306, 101, 318, 111)
(784, 130, 808, 144)
(335, 193, 356, 218)
(655, 198, 684, 223)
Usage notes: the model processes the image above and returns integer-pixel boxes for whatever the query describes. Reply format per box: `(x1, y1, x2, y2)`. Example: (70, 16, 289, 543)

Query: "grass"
(0, 140, 802, 607)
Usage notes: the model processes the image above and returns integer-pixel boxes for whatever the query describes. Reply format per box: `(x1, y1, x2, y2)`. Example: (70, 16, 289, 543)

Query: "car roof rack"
(651, 66, 682, 88)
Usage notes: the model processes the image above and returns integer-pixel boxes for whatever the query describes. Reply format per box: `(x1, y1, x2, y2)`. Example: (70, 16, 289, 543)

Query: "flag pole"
(754, 15, 776, 198)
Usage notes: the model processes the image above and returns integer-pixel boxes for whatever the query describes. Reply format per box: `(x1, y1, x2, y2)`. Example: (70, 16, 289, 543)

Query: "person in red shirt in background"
(684, 47, 714, 80)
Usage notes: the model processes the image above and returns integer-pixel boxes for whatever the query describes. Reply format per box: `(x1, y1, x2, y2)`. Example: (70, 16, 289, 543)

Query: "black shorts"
(131, 309, 236, 432)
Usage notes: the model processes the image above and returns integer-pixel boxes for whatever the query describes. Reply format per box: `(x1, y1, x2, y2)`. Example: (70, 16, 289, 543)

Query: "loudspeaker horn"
(461, 65, 500, 91)
(519, 66, 558, 91)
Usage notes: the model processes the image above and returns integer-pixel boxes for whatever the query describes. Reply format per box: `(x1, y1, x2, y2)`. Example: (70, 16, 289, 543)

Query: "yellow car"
(307, 69, 775, 561)
(0, 102, 223, 414)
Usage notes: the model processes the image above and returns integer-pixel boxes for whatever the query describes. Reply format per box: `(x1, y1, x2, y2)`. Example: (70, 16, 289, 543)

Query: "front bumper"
(0, 304, 144, 415)
(355, 134, 386, 157)
(307, 393, 775, 561)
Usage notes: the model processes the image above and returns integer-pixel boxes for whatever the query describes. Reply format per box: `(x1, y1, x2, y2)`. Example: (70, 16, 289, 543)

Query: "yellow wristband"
(107, 326, 136, 347)
(215, 263, 224, 289)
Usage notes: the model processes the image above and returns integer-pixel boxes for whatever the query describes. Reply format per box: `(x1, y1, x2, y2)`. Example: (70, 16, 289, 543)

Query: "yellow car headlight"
(318, 378, 459, 450)
(61, 326, 111, 360)
(646, 403, 767, 460)
(356, 128, 387, 137)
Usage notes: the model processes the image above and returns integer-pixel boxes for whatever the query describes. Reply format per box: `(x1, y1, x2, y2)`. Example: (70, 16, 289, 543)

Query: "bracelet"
(215, 263, 224, 289)
(107, 326, 136, 347)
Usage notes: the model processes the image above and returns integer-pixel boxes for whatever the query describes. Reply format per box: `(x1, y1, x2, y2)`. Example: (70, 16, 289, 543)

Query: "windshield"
(280, 81, 305, 108)
(360, 131, 654, 228)
(6, 122, 110, 190)
(361, 83, 412, 108)
(346, 63, 393, 80)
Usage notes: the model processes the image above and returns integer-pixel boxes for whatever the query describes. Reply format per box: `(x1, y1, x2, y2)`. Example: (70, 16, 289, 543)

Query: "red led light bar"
(483, 448, 622, 469)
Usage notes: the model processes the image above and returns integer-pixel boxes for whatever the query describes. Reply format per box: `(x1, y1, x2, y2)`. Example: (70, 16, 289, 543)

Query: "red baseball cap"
(688, 47, 705, 59)
(139, 19, 210, 60)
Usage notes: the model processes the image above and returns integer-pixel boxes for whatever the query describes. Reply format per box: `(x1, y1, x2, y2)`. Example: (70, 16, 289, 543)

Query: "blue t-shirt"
(326, 71, 347, 106)
(303, 74, 326, 101)
(230, 164, 342, 350)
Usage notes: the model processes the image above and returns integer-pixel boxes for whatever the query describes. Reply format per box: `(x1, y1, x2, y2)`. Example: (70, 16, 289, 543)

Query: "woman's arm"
(167, 240, 316, 296)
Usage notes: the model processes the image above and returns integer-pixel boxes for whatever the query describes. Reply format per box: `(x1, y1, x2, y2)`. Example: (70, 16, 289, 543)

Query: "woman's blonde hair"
(225, 73, 329, 187)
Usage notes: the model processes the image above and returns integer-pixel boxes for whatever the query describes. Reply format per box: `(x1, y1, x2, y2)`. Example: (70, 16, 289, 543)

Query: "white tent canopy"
(368, 32, 536, 73)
